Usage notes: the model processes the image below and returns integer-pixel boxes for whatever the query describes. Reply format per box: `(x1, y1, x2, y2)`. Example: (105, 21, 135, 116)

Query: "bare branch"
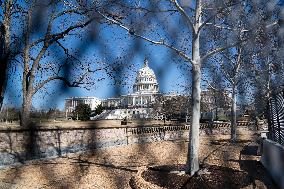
(54, 9, 84, 19)
(115, 2, 178, 14)
(34, 76, 80, 94)
(233, 46, 243, 84)
(50, 18, 95, 42)
(28, 46, 48, 91)
(55, 40, 82, 63)
(30, 16, 95, 48)
(202, 73, 233, 100)
(170, 0, 195, 32)
(204, 23, 244, 31)
(198, 2, 240, 33)
(219, 60, 235, 84)
(97, 11, 194, 64)
(201, 40, 244, 63)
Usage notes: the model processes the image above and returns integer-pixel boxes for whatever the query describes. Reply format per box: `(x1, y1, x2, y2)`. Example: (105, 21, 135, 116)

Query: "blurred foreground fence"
(268, 90, 284, 145)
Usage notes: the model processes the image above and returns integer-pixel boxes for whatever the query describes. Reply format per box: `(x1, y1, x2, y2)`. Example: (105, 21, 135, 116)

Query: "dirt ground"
(0, 132, 278, 189)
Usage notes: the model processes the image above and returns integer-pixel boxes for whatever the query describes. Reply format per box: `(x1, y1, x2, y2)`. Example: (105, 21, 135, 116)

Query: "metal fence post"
(275, 94, 282, 144)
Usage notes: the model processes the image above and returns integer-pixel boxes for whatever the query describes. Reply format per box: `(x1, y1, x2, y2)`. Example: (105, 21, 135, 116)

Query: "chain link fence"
(268, 90, 284, 145)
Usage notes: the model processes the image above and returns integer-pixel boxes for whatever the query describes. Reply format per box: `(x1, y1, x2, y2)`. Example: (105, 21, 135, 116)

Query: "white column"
(141, 96, 143, 105)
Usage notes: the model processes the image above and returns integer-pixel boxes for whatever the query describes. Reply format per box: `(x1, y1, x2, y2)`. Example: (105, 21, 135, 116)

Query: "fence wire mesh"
(268, 90, 284, 145)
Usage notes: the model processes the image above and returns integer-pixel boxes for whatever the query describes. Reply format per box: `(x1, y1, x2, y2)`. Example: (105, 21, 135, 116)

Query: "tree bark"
(0, 1, 12, 111)
(187, 63, 201, 175)
(21, 94, 33, 128)
(231, 85, 237, 142)
(186, 0, 202, 176)
(0, 57, 8, 111)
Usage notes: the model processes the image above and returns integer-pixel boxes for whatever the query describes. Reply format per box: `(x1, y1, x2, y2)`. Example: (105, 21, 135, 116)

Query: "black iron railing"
(268, 90, 284, 145)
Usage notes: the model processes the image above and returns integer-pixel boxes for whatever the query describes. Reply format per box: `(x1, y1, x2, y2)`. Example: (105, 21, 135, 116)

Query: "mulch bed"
(141, 163, 279, 189)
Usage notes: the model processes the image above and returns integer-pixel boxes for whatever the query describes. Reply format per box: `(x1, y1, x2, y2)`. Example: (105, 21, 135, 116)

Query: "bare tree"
(8, 1, 108, 127)
(95, 0, 284, 174)
(245, 2, 284, 117)
(205, 45, 248, 141)
(0, 0, 15, 111)
(153, 94, 191, 120)
(95, 0, 254, 175)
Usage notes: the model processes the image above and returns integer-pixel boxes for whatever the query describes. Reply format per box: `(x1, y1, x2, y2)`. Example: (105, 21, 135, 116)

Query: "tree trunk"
(187, 34, 201, 176)
(231, 85, 237, 142)
(0, 55, 8, 111)
(21, 95, 32, 128)
(0, 4, 12, 111)
(187, 63, 201, 175)
(185, 0, 202, 176)
(215, 94, 218, 120)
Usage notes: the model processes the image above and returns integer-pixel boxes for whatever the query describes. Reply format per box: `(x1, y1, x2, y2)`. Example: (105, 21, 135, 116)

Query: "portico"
(102, 58, 160, 109)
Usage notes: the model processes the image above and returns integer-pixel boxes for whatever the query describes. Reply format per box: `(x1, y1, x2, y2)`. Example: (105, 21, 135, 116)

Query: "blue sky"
(8, 0, 283, 111)
(4, 22, 191, 110)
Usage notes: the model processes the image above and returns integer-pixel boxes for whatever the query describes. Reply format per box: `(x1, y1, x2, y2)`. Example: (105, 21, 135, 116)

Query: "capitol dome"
(133, 59, 159, 94)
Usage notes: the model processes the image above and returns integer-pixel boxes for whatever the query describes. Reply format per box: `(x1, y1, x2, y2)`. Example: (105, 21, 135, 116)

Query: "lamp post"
(162, 100, 165, 126)
(6, 108, 8, 124)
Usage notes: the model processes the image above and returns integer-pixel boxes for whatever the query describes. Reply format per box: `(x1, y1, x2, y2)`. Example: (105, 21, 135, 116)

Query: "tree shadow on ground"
(226, 142, 279, 189)
(240, 145, 258, 156)
(139, 164, 252, 189)
(130, 133, 278, 189)
(228, 159, 279, 189)
(139, 155, 278, 189)
(65, 156, 138, 173)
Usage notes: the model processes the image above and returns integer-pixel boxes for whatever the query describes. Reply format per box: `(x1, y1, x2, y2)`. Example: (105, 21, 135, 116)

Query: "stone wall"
(0, 123, 254, 167)
(0, 127, 128, 166)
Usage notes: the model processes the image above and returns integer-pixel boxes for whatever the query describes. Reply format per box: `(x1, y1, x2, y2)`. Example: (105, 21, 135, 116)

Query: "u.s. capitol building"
(94, 59, 162, 119)
(101, 59, 160, 108)
(65, 58, 189, 119)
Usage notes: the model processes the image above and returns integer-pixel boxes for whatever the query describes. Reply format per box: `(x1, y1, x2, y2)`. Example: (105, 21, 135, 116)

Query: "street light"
(162, 100, 165, 125)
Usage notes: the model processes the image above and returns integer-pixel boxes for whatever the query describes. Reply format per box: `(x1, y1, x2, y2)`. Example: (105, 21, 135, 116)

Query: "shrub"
(73, 104, 91, 121)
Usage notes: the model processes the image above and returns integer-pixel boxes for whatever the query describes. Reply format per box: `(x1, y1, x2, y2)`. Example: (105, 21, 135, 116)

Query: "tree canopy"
(73, 104, 92, 121)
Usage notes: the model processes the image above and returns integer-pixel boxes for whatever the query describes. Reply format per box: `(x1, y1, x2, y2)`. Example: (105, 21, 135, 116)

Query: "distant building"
(101, 59, 161, 109)
(93, 59, 164, 119)
(66, 58, 191, 120)
(65, 96, 101, 113)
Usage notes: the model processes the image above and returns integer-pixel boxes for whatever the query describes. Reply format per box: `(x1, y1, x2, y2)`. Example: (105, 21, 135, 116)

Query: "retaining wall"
(0, 122, 253, 167)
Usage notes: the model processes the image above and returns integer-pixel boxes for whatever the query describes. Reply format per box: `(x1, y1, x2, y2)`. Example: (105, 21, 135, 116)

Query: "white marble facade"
(101, 59, 160, 109)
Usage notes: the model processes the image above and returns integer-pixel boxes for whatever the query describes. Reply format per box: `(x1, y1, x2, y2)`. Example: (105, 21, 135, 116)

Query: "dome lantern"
(144, 58, 149, 67)
(133, 58, 159, 94)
